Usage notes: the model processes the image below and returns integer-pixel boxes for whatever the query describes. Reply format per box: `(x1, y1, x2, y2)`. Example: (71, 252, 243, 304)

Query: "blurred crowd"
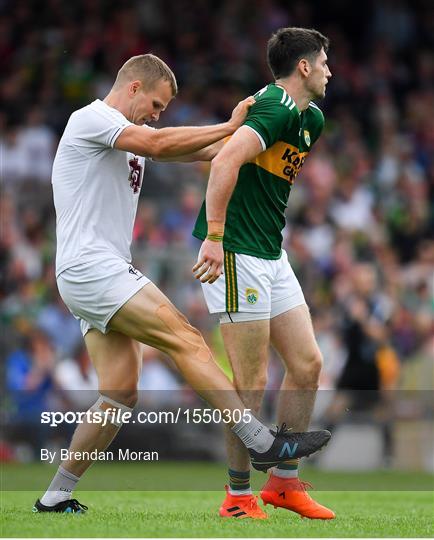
(1, 0, 433, 460)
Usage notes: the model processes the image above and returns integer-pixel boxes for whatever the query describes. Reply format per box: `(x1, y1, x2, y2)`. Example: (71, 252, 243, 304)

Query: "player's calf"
(91, 391, 138, 420)
(36, 393, 134, 510)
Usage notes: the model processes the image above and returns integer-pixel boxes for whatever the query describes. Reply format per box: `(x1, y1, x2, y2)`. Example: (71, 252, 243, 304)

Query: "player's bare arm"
(115, 97, 255, 159)
(154, 139, 225, 163)
(192, 126, 263, 284)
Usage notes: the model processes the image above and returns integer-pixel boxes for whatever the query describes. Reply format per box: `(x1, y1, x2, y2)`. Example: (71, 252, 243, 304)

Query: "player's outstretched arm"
(114, 97, 255, 159)
(193, 126, 263, 284)
(154, 139, 225, 163)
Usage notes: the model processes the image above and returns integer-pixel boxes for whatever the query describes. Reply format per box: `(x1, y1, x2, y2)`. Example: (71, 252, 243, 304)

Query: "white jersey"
(52, 99, 148, 276)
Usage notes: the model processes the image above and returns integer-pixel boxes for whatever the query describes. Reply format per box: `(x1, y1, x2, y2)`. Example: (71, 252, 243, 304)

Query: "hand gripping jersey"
(52, 100, 149, 276)
(193, 83, 324, 259)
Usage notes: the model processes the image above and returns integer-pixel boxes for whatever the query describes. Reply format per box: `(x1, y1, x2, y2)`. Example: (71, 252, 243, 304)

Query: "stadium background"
(1, 0, 433, 478)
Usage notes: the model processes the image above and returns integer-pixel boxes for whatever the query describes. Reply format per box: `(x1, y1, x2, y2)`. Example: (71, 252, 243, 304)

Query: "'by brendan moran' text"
(40, 448, 159, 463)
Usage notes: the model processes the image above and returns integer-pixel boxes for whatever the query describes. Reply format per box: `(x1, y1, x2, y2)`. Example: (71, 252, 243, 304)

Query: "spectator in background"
(163, 185, 203, 248)
(17, 107, 56, 183)
(5, 330, 57, 457)
(133, 200, 168, 249)
(138, 345, 182, 405)
(54, 343, 98, 410)
(37, 290, 82, 358)
(0, 125, 28, 185)
(18, 209, 46, 275)
(334, 262, 394, 397)
(323, 262, 400, 465)
(330, 174, 375, 233)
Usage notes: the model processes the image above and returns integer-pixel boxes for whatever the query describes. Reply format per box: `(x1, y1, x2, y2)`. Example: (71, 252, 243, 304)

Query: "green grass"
(2, 462, 433, 491)
(1, 464, 433, 537)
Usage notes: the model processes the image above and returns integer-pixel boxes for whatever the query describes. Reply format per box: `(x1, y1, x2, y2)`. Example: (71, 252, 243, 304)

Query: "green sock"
(228, 469, 251, 495)
(274, 458, 299, 478)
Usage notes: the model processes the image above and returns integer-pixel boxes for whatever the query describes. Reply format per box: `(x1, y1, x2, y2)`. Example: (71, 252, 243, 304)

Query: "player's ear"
(128, 80, 142, 96)
(298, 58, 311, 78)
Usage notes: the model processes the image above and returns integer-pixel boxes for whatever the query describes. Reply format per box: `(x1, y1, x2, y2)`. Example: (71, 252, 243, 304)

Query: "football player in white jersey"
(34, 54, 330, 514)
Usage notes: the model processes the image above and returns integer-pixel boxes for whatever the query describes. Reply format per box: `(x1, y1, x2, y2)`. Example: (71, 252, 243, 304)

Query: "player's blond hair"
(113, 54, 178, 95)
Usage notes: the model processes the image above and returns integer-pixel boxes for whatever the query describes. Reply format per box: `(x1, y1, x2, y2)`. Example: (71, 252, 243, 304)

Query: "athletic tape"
(90, 394, 134, 427)
(156, 304, 210, 364)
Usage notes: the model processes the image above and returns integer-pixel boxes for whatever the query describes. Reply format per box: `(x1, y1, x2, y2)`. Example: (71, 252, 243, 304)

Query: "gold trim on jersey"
(249, 142, 309, 184)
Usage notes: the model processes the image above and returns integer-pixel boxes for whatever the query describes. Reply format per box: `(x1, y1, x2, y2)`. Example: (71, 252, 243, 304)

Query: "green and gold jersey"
(193, 83, 324, 259)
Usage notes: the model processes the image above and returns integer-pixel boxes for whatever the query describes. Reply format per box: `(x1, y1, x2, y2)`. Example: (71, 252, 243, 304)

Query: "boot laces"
(248, 495, 259, 509)
(275, 422, 293, 436)
(299, 480, 314, 491)
(68, 499, 88, 512)
(246, 494, 266, 517)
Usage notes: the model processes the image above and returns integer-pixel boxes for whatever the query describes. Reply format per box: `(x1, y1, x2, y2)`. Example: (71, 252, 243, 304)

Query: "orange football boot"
(219, 485, 268, 519)
(260, 474, 335, 519)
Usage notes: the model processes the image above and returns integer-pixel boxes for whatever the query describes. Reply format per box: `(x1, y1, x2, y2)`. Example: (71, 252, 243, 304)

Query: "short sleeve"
(68, 101, 133, 149)
(243, 98, 294, 149)
(307, 102, 325, 145)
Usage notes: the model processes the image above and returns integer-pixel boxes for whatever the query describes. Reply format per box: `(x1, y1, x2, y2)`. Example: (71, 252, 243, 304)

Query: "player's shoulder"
(253, 83, 283, 101)
(66, 101, 129, 140)
(304, 102, 325, 143)
(70, 100, 125, 123)
(70, 100, 98, 118)
(251, 84, 298, 117)
(306, 101, 325, 124)
(67, 101, 100, 128)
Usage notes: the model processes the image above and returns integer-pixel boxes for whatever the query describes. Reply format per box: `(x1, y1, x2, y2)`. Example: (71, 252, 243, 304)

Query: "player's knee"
(292, 349, 323, 388)
(171, 322, 212, 364)
(156, 304, 212, 365)
(306, 349, 323, 385)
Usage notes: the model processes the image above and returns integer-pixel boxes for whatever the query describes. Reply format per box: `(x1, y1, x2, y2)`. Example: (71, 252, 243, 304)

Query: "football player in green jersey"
(193, 27, 335, 520)
(34, 52, 332, 516)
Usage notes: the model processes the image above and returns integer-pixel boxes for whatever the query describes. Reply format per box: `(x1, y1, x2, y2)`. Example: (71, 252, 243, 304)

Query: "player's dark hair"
(267, 27, 329, 79)
(114, 54, 178, 95)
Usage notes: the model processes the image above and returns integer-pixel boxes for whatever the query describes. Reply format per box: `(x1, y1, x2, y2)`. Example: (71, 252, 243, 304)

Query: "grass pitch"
(1, 463, 433, 538)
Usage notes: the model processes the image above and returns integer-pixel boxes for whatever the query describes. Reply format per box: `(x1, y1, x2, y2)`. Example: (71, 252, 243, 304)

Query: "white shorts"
(200, 249, 305, 323)
(57, 258, 150, 336)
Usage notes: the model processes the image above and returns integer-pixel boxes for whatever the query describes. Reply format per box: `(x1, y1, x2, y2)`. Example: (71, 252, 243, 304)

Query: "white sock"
(272, 466, 298, 479)
(228, 487, 253, 495)
(231, 415, 274, 453)
(40, 466, 80, 506)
